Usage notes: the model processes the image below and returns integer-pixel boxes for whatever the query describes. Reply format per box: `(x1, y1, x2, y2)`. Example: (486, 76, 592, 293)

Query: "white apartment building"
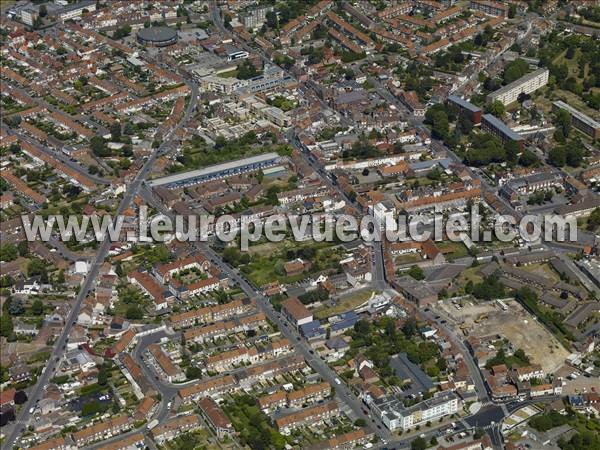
(368, 391, 460, 431)
(487, 68, 549, 106)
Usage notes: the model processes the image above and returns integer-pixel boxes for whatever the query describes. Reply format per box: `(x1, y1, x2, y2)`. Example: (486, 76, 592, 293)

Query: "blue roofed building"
(300, 320, 326, 341)
(568, 395, 584, 408)
(330, 311, 359, 336)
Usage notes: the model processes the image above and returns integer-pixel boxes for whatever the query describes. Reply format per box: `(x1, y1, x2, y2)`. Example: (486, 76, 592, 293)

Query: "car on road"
(335, 378, 341, 385)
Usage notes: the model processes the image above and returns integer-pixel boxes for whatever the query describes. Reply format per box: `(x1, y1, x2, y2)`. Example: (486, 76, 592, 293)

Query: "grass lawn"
(0, 0, 16, 9)
(394, 253, 422, 266)
(457, 265, 483, 286)
(521, 263, 561, 283)
(553, 49, 582, 77)
(247, 241, 285, 257)
(313, 288, 376, 319)
(554, 89, 600, 121)
(218, 69, 238, 78)
(164, 429, 216, 450)
(240, 240, 345, 287)
(437, 241, 470, 261)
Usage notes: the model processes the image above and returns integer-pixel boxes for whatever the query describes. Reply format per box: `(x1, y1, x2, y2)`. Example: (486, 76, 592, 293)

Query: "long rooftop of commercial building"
(148, 152, 280, 188)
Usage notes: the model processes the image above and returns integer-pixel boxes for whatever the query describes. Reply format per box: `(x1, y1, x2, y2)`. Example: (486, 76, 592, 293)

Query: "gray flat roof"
(448, 95, 481, 114)
(482, 114, 523, 141)
(390, 353, 434, 395)
(489, 68, 548, 98)
(553, 100, 600, 130)
(137, 26, 178, 42)
(148, 152, 280, 187)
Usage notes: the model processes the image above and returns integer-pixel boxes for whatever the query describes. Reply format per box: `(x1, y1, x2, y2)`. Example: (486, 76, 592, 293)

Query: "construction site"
(434, 298, 570, 374)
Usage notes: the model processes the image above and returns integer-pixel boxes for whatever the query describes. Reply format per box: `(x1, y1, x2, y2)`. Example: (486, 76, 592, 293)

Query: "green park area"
(221, 238, 346, 287)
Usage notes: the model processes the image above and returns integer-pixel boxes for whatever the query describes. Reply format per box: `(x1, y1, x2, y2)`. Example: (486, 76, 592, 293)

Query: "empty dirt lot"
(435, 298, 569, 373)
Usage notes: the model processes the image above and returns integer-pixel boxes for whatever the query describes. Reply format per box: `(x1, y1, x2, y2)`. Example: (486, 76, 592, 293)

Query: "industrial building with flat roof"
(552, 101, 600, 140)
(148, 153, 280, 189)
(481, 114, 525, 149)
(487, 68, 549, 106)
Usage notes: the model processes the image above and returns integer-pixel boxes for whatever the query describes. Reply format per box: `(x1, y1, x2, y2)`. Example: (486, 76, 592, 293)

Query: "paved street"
(140, 185, 393, 441)
(2, 76, 198, 450)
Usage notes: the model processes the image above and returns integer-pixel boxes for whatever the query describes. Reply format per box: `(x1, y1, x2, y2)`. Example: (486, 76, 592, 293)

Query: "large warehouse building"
(137, 26, 178, 47)
(487, 68, 549, 106)
(148, 153, 281, 189)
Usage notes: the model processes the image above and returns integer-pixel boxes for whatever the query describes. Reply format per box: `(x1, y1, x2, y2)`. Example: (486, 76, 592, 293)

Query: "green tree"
(549, 146, 567, 167)
(125, 305, 143, 320)
(519, 150, 538, 167)
(57, 269, 65, 284)
(266, 10, 278, 29)
(503, 58, 529, 84)
(587, 207, 600, 231)
(97, 367, 109, 386)
(90, 136, 110, 157)
(566, 143, 584, 167)
(31, 299, 44, 316)
(424, 106, 450, 140)
(554, 109, 572, 138)
(486, 100, 505, 118)
(0, 314, 13, 337)
(110, 122, 121, 141)
(473, 427, 486, 439)
(402, 315, 417, 338)
(236, 60, 260, 80)
(411, 436, 427, 450)
(407, 265, 425, 281)
(354, 319, 371, 335)
(17, 241, 29, 257)
(0, 243, 18, 262)
(504, 140, 520, 166)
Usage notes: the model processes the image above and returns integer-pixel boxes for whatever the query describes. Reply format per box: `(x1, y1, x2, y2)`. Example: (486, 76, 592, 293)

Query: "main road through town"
(1, 79, 198, 450)
(139, 186, 393, 442)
